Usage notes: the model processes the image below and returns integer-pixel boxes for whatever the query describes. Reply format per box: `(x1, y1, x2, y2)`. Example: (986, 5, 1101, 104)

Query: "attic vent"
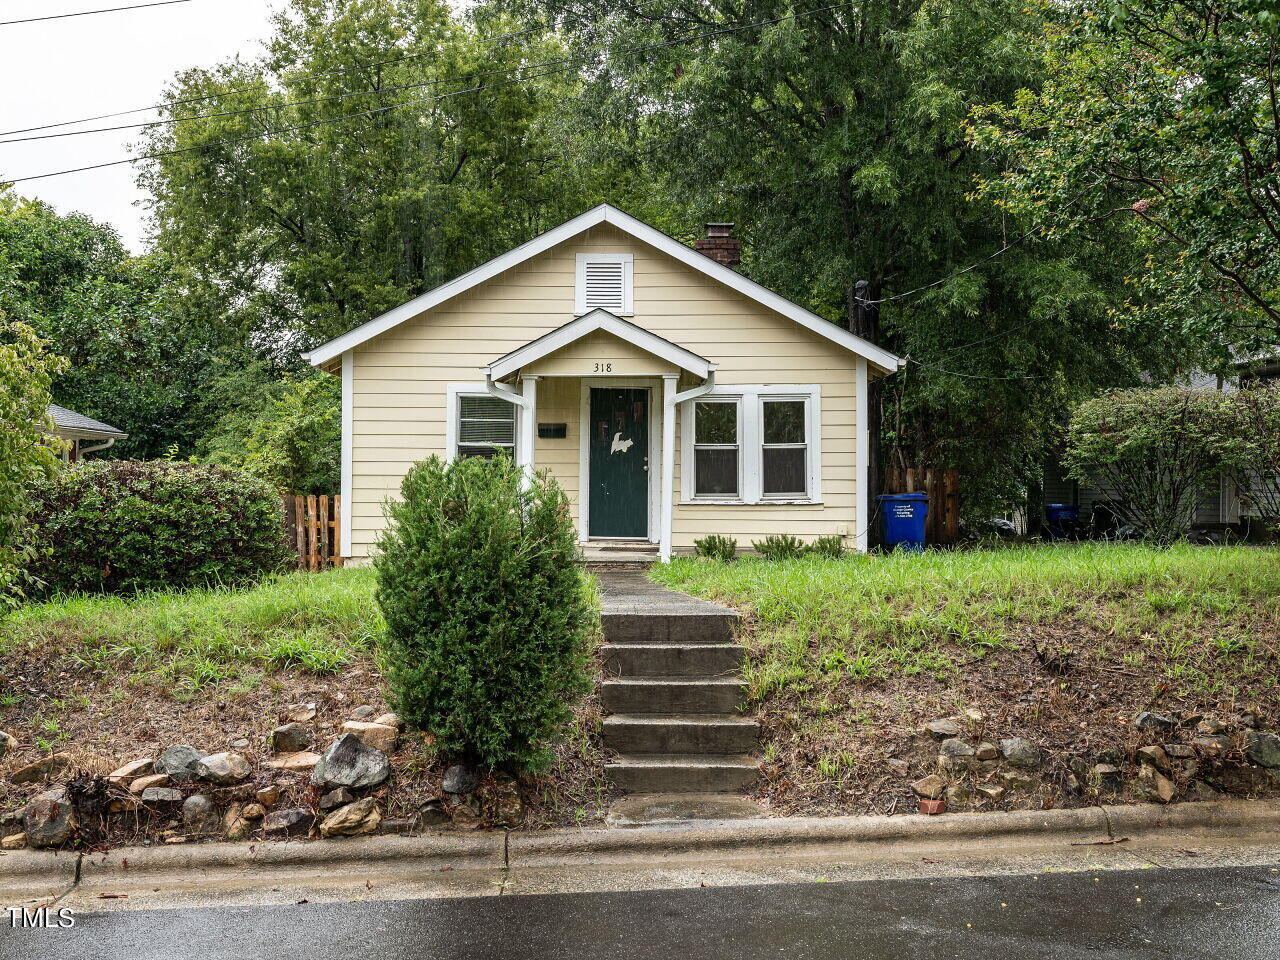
(576, 253, 633, 315)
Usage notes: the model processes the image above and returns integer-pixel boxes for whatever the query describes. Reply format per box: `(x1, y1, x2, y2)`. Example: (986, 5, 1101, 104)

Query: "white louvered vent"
(576, 254, 633, 315)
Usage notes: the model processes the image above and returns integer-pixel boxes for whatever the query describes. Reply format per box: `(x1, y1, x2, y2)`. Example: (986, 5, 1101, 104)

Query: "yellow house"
(304, 204, 901, 562)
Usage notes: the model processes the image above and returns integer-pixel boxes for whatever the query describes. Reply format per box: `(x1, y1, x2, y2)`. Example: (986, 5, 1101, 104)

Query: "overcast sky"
(0, 0, 281, 251)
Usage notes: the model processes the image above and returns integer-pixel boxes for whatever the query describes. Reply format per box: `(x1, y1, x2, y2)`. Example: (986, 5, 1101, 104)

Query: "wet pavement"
(2, 861, 1277, 960)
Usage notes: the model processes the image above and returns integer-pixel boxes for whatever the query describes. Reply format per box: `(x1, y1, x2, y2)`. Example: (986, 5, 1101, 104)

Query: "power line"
(1, 1, 852, 186)
(0, 0, 196, 27)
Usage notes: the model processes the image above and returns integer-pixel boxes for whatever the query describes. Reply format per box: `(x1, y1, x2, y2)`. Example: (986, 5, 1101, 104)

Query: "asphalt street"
(2, 862, 1277, 960)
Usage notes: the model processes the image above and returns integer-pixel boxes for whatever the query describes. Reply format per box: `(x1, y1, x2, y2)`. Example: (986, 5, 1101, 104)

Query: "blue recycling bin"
(878, 493, 929, 551)
(1044, 503, 1080, 540)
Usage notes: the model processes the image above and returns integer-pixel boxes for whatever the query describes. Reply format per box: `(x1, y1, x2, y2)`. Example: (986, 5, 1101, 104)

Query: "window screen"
(457, 395, 516, 459)
(761, 399, 807, 497)
(693, 399, 739, 497)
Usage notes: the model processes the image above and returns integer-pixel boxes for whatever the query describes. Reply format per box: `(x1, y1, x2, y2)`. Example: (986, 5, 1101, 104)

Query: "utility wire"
(0, 0, 196, 27)
(1, 0, 851, 186)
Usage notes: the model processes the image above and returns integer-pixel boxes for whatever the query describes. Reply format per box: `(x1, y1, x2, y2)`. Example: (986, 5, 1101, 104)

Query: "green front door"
(589, 388, 649, 538)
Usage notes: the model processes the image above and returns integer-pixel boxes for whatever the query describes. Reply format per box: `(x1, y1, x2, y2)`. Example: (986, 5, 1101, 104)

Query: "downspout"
(77, 437, 117, 456)
(484, 371, 534, 490)
(660, 368, 717, 561)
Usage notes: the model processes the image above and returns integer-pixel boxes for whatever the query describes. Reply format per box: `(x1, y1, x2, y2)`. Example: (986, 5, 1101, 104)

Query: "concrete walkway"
(597, 571, 735, 619)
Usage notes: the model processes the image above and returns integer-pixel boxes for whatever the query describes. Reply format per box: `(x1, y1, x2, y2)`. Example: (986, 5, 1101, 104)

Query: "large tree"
(141, 0, 602, 350)
(970, 0, 1280, 355)
(502, 0, 1194, 513)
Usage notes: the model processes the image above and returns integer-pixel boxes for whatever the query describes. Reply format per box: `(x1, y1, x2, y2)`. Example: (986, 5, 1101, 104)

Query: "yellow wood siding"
(523, 330, 681, 377)
(347, 223, 861, 557)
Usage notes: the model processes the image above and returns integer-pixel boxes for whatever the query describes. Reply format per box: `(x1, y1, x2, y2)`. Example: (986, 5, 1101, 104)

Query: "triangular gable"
(487, 309, 712, 381)
(303, 204, 901, 373)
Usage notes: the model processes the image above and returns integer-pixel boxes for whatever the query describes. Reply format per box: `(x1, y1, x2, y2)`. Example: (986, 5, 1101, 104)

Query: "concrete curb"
(5, 799, 1276, 891)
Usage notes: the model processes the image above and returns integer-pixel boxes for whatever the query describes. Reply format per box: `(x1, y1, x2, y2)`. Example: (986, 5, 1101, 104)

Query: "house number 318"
(593, 362, 613, 372)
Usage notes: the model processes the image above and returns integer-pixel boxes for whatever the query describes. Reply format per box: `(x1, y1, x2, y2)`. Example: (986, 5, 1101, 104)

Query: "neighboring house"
(1042, 360, 1280, 534)
(48, 403, 127, 461)
(304, 204, 901, 561)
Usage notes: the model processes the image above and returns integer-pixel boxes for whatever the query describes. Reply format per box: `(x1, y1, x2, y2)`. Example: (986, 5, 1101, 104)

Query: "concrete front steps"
(598, 572, 760, 794)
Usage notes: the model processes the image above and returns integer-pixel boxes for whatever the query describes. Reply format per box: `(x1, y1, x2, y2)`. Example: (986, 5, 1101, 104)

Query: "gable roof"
(302, 203, 901, 373)
(487, 309, 713, 381)
(48, 403, 127, 439)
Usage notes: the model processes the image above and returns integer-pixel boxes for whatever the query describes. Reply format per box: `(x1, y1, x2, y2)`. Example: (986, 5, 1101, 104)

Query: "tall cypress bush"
(374, 455, 594, 771)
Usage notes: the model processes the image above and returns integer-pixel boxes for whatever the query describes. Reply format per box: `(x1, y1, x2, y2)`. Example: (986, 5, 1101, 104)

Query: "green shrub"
(806, 535, 846, 558)
(752, 533, 807, 560)
(24, 461, 291, 595)
(1215, 383, 1280, 533)
(693, 534, 738, 562)
(0, 319, 65, 612)
(374, 455, 594, 772)
(1065, 387, 1227, 544)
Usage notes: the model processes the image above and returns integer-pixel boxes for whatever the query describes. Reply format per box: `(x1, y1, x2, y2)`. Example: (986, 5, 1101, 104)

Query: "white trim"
(487, 309, 712, 381)
(660, 375, 678, 561)
(680, 384, 823, 505)
(854, 358, 870, 552)
(303, 203, 901, 372)
(575, 253, 633, 315)
(578, 377, 662, 543)
(520, 376, 538, 483)
(340, 351, 353, 558)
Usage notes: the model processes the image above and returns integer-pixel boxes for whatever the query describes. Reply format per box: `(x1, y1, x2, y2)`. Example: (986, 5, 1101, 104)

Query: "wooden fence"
(282, 494, 344, 571)
(882, 467, 960, 545)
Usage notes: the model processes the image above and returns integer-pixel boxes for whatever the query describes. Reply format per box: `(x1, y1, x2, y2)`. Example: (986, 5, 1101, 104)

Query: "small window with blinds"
(456, 394, 517, 459)
(576, 253, 633, 315)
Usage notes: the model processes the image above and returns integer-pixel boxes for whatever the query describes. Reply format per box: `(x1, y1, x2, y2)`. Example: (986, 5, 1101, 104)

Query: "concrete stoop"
(598, 573, 760, 794)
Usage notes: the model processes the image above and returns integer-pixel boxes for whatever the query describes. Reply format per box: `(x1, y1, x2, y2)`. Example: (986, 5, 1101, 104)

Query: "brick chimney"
(695, 222, 741, 269)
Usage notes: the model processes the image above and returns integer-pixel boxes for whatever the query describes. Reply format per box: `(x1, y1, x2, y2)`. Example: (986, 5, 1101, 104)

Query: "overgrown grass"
(652, 543, 1280, 704)
(1, 568, 381, 692)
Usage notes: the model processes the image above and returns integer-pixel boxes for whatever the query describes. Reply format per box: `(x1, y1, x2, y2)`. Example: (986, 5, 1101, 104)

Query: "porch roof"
(485, 308, 714, 381)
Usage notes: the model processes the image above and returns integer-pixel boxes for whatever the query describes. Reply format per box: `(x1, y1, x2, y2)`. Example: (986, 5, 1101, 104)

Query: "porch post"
(520, 375, 539, 485)
(854, 358, 870, 553)
(660, 375, 678, 561)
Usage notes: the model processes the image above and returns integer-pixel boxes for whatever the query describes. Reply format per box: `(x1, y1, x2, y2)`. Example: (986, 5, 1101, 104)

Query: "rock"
(141, 787, 184, 803)
(106, 758, 155, 786)
(1089, 763, 1123, 788)
(1134, 711, 1176, 733)
(976, 783, 1006, 801)
(1197, 718, 1228, 735)
(230, 738, 250, 750)
(0, 731, 16, 760)
(107, 797, 142, 815)
(944, 785, 972, 805)
(351, 705, 378, 720)
(129, 773, 172, 795)
(284, 703, 317, 723)
(1, 833, 26, 850)
(378, 818, 415, 836)
(491, 775, 524, 827)
(1193, 735, 1232, 755)
(443, 764, 478, 795)
(223, 803, 251, 840)
(884, 758, 910, 776)
(1136, 745, 1170, 772)
(1240, 711, 1259, 729)
(910, 774, 946, 800)
(1207, 765, 1276, 795)
(10, 752, 73, 785)
(23, 790, 75, 848)
(924, 719, 962, 740)
(1136, 766, 1177, 803)
(263, 808, 315, 837)
(320, 787, 354, 811)
(1000, 737, 1042, 769)
(416, 800, 450, 828)
(195, 752, 252, 785)
(963, 708, 985, 722)
(256, 786, 281, 807)
(270, 723, 313, 754)
(311, 734, 391, 790)
(340, 721, 398, 753)
(939, 738, 974, 759)
(1000, 771, 1036, 791)
(1246, 732, 1280, 769)
(182, 795, 221, 836)
(447, 798, 482, 830)
(155, 745, 206, 782)
(1163, 743, 1195, 760)
(374, 713, 402, 730)
(974, 742, 999, 761)
(1185, 781, 1222, 802)
(320, 798, 382, 838)
(268, 752, 321, 773)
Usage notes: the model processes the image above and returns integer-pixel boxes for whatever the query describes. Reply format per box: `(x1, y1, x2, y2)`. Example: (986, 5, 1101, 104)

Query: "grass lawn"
(653, 543, 1280, 814)
(0, 568, 610, 831)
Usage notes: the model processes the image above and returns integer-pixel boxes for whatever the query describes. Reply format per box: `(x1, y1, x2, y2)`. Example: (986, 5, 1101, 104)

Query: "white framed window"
(692, 398, 741, 498)
(576, 253, 633, 315)
(680, 384, 822, 503)
(446, 384, 517, 460)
